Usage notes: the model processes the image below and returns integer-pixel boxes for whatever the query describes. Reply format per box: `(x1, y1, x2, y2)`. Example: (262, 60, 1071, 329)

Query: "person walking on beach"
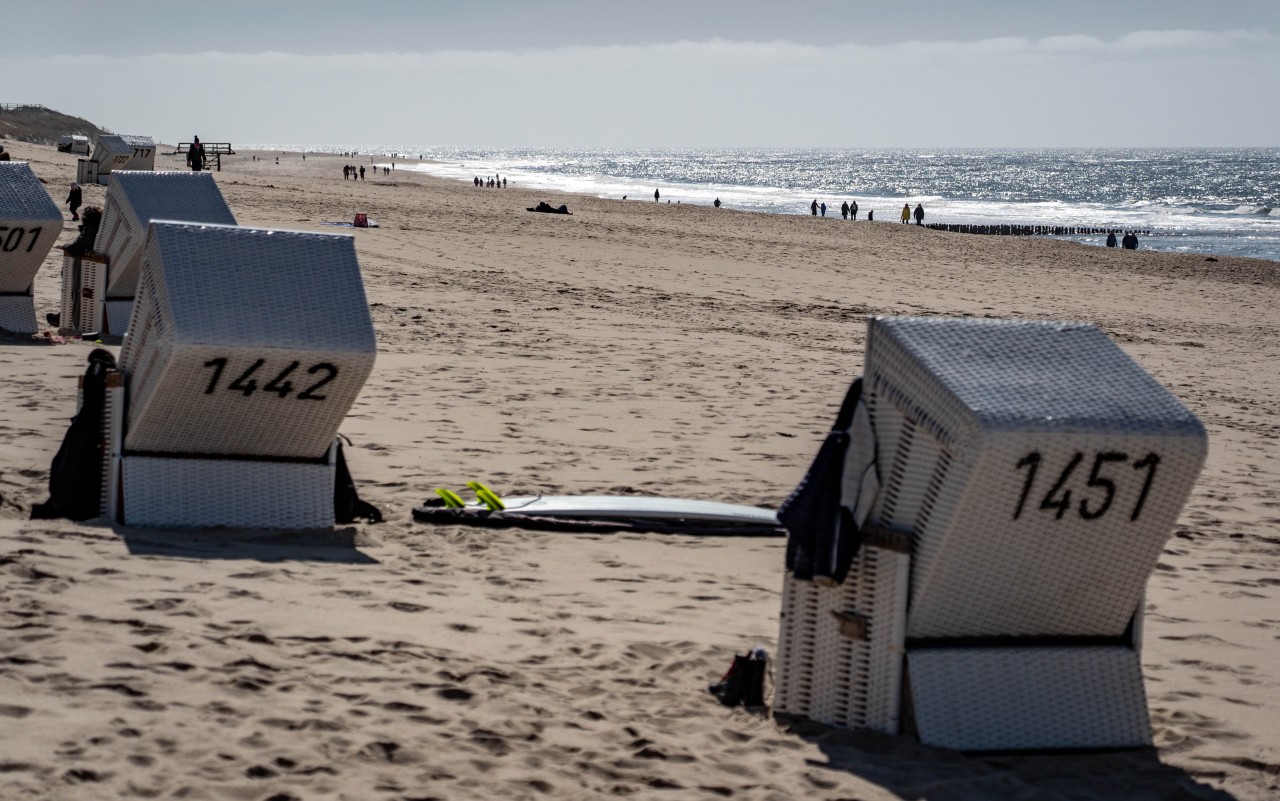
(1123, 231, 1139, 250)
(714, 198, 721, 208)
(66, 182, 82, 221)
(914, 203, 924, 226)
(840, 201, 849, 220)
(359, 166, 365, 181)
(868, 210, 874, 221)
(187, 136, 205, 172)
(654, 189, 660, 202)
(811, 199, 818, 216)
(1106, 231, 1118, 248)
(901, 203, 911, 224)
(850, 200, 858, 220)
(820, 202, 827, 217)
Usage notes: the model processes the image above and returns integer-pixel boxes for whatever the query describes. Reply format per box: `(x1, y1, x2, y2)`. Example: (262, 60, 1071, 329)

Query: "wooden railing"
(176, 142, 235, 171)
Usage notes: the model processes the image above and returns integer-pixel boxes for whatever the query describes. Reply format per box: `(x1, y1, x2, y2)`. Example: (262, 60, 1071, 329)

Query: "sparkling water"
(260, 146, 1280, 262)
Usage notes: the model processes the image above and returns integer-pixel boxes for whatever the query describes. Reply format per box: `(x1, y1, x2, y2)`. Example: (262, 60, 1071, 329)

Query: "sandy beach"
(1, 139, 1278, 800)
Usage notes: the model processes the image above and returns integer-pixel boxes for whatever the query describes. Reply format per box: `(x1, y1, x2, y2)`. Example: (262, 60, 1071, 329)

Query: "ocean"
(262, 147, 1280, 262)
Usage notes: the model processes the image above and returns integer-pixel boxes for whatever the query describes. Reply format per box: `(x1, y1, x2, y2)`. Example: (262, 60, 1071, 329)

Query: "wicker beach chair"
(0, 162, 62, 334)
(59, 251, 110, 334)
(775, 316, 1207, 751)
(76, 134, 155, 186)
(101, 220, 377, 528)
(85, 171, 236, 333)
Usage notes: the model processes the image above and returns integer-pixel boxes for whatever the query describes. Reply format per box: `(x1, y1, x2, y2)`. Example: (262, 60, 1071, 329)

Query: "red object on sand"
(353, 213, 368, 228)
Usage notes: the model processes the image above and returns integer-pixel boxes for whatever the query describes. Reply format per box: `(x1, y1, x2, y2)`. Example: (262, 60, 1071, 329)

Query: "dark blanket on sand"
(527, 202, 571, 215)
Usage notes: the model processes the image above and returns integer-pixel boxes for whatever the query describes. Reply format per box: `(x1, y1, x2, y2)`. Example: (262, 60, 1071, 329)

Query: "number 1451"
(1013, 451, 1160, 523)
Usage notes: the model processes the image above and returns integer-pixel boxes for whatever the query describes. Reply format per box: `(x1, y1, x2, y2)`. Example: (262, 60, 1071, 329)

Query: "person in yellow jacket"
(901, 203, 911, 223)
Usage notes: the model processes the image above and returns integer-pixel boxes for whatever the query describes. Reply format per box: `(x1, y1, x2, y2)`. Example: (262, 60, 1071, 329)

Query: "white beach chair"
(76, 134, 155, 186)
(775, 316, 1208, 751)
(59, 251, 110, 334)
(77, 171, 236, 335)
(98, 220, 377, 528)
(0, 162, 62, 334)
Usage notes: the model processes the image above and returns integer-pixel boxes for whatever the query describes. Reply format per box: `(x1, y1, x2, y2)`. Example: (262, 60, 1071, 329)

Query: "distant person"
(868, 210, 874, 221)
(66, 182, 82, 221)
(1106, 231, 1118, 248)
(502, 178, 507, 188)
(714, 198, 721, 208)
(187, 136, 205, 171)
(820, 202, 827, 217)
(654, 188, 660, 202)
(474, 176, 480, 187)
(62, 206, 102, 257)
(1123, 231, 1139, 250)
(343, 165, 350, 180)
(840, 201, 849, 219)
(914, 203, 924, 226)
(850, 200, 858, 220)
(359, 166, 365, 181)
(901, 203, 911, 224)
(811, 199, 818, 216)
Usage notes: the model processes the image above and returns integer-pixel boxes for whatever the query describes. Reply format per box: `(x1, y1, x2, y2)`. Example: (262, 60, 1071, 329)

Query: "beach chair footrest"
(907, 646, 1151, 751)
(117, 448, 336, 529)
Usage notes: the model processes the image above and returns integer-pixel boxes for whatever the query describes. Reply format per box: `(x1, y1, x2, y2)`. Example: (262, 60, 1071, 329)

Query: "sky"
(8, 1, 1280, 148)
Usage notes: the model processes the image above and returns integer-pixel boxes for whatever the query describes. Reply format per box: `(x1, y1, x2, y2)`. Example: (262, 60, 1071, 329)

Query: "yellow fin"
(466, 481, 506, 511)
(435, 488, 465, 509)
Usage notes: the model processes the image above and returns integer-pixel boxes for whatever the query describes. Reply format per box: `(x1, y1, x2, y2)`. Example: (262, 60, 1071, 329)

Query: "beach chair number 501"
(0, 226, 42, 253)
(202, 357, 338, 401)
(1013, 451, 1160, 523)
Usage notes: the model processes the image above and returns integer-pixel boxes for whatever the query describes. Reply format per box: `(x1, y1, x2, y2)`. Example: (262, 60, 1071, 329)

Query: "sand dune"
(0, 140, 1277, 800)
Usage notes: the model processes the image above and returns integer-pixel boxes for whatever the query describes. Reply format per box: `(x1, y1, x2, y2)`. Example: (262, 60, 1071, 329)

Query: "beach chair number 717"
(1013, 451, 1160, 523)
(202, 357, 339, 400)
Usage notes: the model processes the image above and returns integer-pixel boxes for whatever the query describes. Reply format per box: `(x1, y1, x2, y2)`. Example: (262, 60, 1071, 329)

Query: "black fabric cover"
(778, 377, 864, 584)
(31, 349, 116, 521)
(333, 437, 383, 524)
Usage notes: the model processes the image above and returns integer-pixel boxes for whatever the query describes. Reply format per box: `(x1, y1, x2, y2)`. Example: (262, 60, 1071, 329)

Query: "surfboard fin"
(435, 487, 466, 509)
(467, 481, 506, 511)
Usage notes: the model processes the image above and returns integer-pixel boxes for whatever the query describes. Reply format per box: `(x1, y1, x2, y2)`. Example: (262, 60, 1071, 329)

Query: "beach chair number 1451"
(1013, 450, 1161, 522)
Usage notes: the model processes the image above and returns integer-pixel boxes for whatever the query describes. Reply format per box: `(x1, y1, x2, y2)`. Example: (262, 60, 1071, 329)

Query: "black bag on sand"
(31, 349, 116, 521)
(709, 648, 768, 708)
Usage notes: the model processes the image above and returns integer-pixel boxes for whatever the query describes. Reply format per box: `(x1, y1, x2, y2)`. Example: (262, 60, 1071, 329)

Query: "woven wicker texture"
(0, 296, 37, 334)
(96, 171, 236, 298)
(775, 546, 908, 733)
(121, 454, 335, 528)
(0, 162, 62, 293)
(118, 221, 376, 458)
(104, 300, 132, 335)
(863, 316, 1207, 639)
(59, 254, 108, 333)
(907, 647, 1151, 750)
